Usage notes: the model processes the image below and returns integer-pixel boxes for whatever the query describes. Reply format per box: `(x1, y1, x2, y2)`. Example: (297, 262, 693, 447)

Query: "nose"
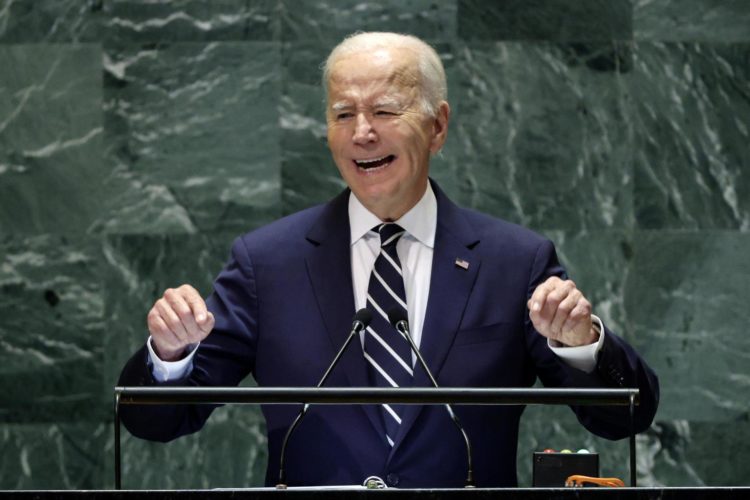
(352, 113, 377, 144)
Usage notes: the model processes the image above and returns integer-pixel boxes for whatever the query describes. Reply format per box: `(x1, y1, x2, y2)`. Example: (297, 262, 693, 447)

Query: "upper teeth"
(356, 156, 388, 164)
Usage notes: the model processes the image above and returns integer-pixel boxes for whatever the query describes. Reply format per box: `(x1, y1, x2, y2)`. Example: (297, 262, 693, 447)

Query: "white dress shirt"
(348, 182, 436, 359)
(148, 183, 604, 380)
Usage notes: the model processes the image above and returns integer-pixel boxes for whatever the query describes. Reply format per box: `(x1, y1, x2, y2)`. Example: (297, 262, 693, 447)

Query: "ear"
(429, 101, 451, 154)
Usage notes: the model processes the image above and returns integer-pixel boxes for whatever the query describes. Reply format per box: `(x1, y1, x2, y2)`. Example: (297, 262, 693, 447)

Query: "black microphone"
(387, 308, 475, 488)
(276, 308, 372, 488)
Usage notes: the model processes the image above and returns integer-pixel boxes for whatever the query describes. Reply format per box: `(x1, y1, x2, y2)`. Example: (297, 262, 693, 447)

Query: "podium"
(114, 387, 640, 490)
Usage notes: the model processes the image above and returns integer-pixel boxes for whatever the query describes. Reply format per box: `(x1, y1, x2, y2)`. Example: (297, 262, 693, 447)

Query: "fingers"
(177, 285, 214, 334)
(528, 276, 569, 334)
(528, 277, 593, 346)
(561, 299, 592, 336)
(549, 287, 583, 335)
(147, 284, 213, 360)
(147, 305, 184, 360)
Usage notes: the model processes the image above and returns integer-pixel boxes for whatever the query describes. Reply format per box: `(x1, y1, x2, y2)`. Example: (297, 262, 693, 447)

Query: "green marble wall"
(1, 0, 748, 490)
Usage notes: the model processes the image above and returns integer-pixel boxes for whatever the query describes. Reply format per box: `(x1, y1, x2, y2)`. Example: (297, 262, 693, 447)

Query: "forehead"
(327, 47, 421, 100)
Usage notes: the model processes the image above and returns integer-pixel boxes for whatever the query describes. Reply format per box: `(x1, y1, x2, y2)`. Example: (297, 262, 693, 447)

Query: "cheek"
(399, 117, 432, 147)
(327, 130, 346, 154)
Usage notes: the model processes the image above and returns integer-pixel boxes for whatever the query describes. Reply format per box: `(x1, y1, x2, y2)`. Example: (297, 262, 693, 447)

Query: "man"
(119, 32, 658, 488)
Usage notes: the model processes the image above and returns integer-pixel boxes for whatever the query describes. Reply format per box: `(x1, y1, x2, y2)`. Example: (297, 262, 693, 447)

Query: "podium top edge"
(113, 387, 639, 406)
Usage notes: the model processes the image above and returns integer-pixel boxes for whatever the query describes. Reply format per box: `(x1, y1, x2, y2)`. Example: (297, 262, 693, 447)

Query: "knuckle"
(163, 314, 181, 331)
(155, 298, 168, 314)
(192, 329, 208, 342)
(175, 304, 192, 318)
(147, 311, 161, 328)
(155, 323, 170, 337)
(160, 300, 177, 317)
(558, 302, 573, 314)
(149, 319, 165, 336)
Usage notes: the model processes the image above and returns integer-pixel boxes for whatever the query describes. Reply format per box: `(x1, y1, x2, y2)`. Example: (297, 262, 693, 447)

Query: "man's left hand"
(528, 276, 598, 347)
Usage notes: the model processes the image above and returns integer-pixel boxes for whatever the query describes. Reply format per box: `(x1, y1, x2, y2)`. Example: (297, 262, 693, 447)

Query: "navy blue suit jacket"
(119, 182, 659, 488)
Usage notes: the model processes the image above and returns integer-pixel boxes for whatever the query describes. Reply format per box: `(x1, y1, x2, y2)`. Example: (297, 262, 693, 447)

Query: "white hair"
(322, 32, 447, 117)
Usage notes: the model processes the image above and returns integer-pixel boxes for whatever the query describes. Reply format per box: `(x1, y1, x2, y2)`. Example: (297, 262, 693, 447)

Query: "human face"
(326, 47, 449, 221)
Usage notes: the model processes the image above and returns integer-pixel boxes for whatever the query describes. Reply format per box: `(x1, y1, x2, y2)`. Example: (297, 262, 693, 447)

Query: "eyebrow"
(330, 101, 352, 112)
(330, 96, 404, 112)
(373, 96, 403, 108)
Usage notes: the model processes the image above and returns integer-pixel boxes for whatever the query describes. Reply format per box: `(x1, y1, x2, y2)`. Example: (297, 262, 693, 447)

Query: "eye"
(375, 110, 397, 116)
(335, 112, 353, 120)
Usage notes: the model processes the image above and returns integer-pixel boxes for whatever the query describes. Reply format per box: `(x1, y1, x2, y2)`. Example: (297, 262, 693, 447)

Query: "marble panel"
(638, 420, 750, 486)
(630, 42, 750, 230)
(111, 405, 267, 489)
(625, 231, 750, 422)
(0, 236, 105, 423)
(541, 230, 632, 333)
(0, 0, 104, 43)
(0, 44, 104, 235)
(522, 414, 750, 487)
(448, 42, 634, 231)
(103, 0, 280, 43)
(458, 0, 632, 41)
(279, 40, 346, 215)
(102, 233, 267, 489)
(634, 0, 750, 42)
(0, 422, 106, 489)
(101, 233, 237, 384)
(280, 0, 456, 43)
(98, 41, 281, 235)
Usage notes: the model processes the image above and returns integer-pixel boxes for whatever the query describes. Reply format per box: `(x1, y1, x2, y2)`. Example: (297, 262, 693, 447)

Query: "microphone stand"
(276, 313, 370, 488)
(395, 320, 475, 488)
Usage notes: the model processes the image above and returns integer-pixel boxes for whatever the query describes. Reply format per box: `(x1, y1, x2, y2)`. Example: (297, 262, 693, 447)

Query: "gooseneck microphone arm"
(388, 308, 475, 488)
(276, 308, 372, 489)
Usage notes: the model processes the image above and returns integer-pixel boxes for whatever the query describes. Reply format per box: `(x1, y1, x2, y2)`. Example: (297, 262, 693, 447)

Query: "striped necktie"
(363, 222, 413, 447)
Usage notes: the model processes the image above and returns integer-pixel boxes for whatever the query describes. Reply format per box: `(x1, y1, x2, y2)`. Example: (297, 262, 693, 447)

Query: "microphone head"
(354, 308, 372, 327)
(387, 307, 408, 328)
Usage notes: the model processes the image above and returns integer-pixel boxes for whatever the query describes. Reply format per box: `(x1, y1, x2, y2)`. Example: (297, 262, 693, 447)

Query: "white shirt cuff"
(547, 314, 605, 373)
(146, 336, 198, 382)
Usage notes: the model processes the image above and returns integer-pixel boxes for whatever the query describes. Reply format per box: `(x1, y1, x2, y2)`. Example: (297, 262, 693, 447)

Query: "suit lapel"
(304, 190, 387, 438)
(390, 183, 481, 456)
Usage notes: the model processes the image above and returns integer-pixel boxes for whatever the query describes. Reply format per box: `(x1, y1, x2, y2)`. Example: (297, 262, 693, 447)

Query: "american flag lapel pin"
(454, 258, 469, 270)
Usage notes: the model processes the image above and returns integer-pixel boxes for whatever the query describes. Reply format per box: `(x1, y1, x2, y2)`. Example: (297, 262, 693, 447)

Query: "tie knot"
(375, 223, 405, 248)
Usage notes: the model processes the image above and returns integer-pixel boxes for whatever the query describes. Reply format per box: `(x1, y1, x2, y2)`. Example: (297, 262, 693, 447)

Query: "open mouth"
(353, 155, 396, 170)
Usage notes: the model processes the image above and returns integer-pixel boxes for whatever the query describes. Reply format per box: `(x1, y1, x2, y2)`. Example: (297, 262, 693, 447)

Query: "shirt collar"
(348, 183, 437, 248)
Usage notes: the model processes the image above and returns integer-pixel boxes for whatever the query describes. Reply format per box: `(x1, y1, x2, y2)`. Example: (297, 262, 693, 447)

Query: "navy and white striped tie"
(363, 223, 413, 447)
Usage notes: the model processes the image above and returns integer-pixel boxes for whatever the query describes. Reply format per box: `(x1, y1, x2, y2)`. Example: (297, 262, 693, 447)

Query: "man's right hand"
(147, 284, 215, 361)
